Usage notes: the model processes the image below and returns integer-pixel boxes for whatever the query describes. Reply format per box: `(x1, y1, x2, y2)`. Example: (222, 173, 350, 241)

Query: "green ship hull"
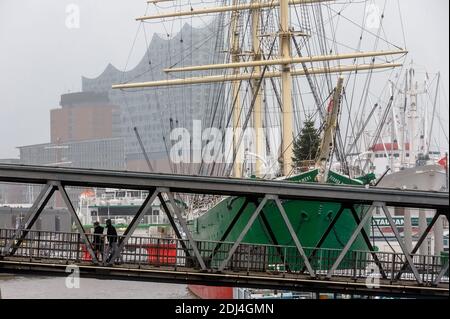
(189, 169, 374, 269)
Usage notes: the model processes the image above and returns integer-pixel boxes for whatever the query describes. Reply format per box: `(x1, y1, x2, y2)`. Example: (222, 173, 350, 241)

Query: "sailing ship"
(112, 0, 408, 298)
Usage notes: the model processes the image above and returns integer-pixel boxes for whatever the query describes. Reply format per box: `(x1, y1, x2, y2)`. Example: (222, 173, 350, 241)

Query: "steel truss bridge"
(0, 164, 448, 298)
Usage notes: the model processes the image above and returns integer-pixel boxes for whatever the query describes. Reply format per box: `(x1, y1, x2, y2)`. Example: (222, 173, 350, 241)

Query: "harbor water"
(0, 274, 196, 299)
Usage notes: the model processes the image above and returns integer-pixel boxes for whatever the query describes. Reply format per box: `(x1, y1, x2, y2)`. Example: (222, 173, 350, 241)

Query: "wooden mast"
(137, 0, 334, 21)
(251, 1, 264, 176)
(279, 0, 293, 176)
(113, 0, 406, 178)
(316, 76, 344, 182)
(231, 0, 243, 178)
(113, 63, 403, 89)
(163, 50, 407, 73)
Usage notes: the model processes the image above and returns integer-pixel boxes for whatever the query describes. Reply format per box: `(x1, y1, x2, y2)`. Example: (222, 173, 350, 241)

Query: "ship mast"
(231, 0, 243, 178)
(251, 1, 264, 176)
(315, 76, 344, 182)
(113, 0, 406, 178)
(279, 0, 293, 176)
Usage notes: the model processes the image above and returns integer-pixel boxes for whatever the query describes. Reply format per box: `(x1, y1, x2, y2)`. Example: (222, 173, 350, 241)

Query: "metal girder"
(380, 203, 422, 284)
(395, 212, 441, 280)
(57, 183, 99, 264)
(253, 199, 291, 272)
(218, 196, 269, 272)
(349, 205, 387, 279)
(433, 261, 449, 285)
(272, 195, 315, 277)
(157, 193, 191, 258)
(164, 190, 207, 271)
(209, 198, 250, 260)
(301, 203, 346, 273)
(217, 195, 315, 276)
(0, 164, 447, 210)
(327, 205, 375, 278)
(3, 183, 56, 256)
(432, 212, 449, 285)
(108, 189, 159, 264)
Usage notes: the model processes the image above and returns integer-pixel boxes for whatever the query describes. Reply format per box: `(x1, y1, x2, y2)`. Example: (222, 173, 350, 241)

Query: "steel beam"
(432, 211, 450, 285)
(57, 184, 99, 264)
(254, 200, 291, 272)
(157, 193, 191, 259)
(380, 203, 422, 284)
(349, 205, 387, 279)
(433, 261, 449, 285)
(165, 190, 207, 271)
(109, 189, 159, 264)
(218, 196, 269, 271)
(3, 183, 56, 256)
(272, 195, 315, 277)
(301, 203, 346, 273)
(209, 198, 250, 260)
(327, 205, 375, 278)
(0, 164, 447, 210)
(395, 212, 441, 280)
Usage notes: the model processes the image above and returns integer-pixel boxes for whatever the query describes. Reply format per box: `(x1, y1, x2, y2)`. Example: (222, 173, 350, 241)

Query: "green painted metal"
(189, 170, 373, 269)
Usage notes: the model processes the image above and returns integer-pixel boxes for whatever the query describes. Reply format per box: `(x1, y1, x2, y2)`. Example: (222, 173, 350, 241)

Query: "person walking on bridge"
(93, 221, 104, 261)
(105, 219, 120, 264)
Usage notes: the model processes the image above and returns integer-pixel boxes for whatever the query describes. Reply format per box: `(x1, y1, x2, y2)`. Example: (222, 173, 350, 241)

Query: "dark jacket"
(106, 224, 118, 244)
(93, 225, 104, 246)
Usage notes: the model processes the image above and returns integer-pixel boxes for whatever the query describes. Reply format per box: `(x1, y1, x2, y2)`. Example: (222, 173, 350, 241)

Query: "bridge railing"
(0, 228, 447, 285)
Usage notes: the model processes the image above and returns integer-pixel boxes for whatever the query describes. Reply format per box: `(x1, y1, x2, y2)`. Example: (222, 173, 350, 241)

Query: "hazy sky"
(0, 0, 449, 158)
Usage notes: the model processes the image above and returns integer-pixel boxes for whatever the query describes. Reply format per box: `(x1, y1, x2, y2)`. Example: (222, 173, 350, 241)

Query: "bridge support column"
(254, 200, 291, 272)
(272, 195, 315, 277)
(57, 183, 99, 264)
(108, 188, 159, 265)
(209, 198, 250, 260)
(157, 193, 192, 259)
(380, 203, 422, 284)
(433, 212, 449, 285)
(301, 203, 346, 273)
(163, 189, 207, 271)
(348, 205, 387, 279)
(327, 204, 375, 279)
(3, 183, 56, 256)
(433, 260, 449, 285)
(218, 196, 269, 271)
(395, 211, 442, 280)
(218, 195, 315, 276)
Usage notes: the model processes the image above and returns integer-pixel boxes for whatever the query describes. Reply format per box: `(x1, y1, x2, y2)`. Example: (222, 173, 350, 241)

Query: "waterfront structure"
(51, 91, 120, 143)
(0, 206, 71, 232)
(82, 20, 225, 173)
(18, 138, 125, 170)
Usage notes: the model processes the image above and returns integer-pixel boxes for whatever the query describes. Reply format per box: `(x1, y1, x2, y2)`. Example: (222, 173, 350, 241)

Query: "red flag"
(438, 156, 448, 169)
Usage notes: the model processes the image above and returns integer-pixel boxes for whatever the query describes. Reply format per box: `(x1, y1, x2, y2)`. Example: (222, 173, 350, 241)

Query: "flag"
(437, 156, 448, 169)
